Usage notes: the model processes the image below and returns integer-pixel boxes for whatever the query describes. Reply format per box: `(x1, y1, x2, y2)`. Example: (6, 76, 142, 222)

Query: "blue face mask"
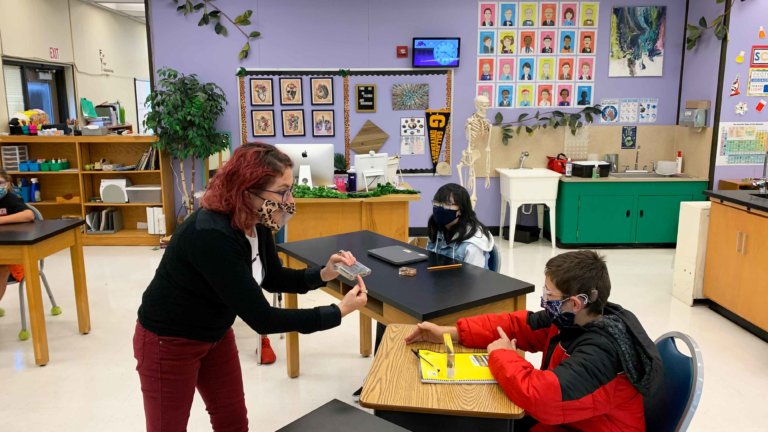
(432, 205, 459, 227)
(540, 296, 576, 328)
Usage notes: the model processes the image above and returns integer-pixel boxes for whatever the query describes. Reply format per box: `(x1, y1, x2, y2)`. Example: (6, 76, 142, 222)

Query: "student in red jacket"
(405, 251, 662, 431)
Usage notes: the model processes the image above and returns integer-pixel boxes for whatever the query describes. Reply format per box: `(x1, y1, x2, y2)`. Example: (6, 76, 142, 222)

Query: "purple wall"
(713, 0, 768, 187)
(149, 0, 693, 229)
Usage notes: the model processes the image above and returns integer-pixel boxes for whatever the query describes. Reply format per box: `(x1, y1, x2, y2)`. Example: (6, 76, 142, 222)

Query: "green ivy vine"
(171, 0, 261, 60)
(493, 106, 603, 145)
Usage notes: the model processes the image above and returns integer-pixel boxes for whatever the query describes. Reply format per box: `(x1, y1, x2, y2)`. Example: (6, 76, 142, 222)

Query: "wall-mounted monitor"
(412, 37, 460, 68)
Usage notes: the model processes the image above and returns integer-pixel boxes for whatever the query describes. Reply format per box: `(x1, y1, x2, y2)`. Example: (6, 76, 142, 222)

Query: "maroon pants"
(133, 322, 248, 431)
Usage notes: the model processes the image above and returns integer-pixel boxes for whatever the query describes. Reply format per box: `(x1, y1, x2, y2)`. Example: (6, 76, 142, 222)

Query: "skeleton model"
(457, 95, 492, 208)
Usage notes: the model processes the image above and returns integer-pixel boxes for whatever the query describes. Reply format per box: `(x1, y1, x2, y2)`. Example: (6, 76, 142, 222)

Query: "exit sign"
(49, 47, 59, 60)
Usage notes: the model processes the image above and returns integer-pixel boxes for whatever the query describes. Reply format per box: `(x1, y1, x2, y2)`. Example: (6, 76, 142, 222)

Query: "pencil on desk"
(411, 349, 440, 372)
(427, 263, 463, 271)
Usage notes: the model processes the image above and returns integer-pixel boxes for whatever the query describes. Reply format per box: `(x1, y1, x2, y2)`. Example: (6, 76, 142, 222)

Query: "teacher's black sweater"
(138, 208, 341, 342)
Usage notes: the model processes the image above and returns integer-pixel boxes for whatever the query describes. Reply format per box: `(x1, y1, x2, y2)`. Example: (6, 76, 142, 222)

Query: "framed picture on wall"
(310, 77, 334, 105)
(251, 110, 275, 137)
(250, 78, 273, 106)
(356, 84, 376, 112)
(281, 109, 305, 136)
(279, 77, 303, 105)
(311, 110, 335, 137)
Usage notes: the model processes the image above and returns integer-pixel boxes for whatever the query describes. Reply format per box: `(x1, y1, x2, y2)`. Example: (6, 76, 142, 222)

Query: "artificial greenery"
(292, 183, 419, 199)
(144, 67, 228, 216)
(334, 153, 347, 171)
(493, 106, 603, 145)
(686, 0, 738, 50)
(171, 0, 261, 60)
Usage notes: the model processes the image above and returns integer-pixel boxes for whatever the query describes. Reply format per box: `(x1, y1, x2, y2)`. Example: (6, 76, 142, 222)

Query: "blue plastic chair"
(15, 204, 61, 341)
(487, 244, 501, 273)
(645, 331, 704, 432)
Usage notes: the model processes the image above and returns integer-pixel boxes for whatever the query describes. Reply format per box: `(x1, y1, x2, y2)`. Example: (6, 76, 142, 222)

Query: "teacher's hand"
(487, 327, 517, 354)
(320, 249, 357, 281)
(337, 275, 368, 317)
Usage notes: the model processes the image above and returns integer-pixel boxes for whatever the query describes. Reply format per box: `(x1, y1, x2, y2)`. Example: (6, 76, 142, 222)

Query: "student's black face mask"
(432, 205, 459, 226)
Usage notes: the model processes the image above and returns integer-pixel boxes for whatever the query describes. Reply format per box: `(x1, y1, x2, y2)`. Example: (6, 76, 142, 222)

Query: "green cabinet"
(555, 180, 708, 246)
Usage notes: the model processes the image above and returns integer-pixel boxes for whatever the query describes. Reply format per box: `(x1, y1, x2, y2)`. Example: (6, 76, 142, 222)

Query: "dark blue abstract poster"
(609, 6, 666, 77)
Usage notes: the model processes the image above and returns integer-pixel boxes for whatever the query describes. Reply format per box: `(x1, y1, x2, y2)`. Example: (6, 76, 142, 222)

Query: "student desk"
(360, 324, 524, 432)
(0, 219, 89, 365)
(277, 230, 534, 378)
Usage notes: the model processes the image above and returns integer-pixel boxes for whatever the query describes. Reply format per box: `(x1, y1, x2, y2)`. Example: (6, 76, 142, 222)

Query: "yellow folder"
(416, 349, 497, 384)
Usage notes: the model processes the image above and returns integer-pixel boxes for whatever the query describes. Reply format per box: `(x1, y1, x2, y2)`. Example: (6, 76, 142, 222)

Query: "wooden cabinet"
(704, 202, 768, 331)
(0, 136, 174, 246)
(556, 180, 707, 246)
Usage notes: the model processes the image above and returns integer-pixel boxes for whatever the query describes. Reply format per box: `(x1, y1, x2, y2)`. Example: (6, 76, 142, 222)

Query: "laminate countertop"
(704, 189, 768, 213)
(561, 175, 708, 183)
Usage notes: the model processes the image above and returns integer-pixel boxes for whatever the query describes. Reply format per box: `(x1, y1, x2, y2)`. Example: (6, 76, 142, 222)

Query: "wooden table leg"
(285, 292, 300, 378)
(22, 247, 48, 366)
(359, 312, 372, 357)
(70, 228, 90, 334)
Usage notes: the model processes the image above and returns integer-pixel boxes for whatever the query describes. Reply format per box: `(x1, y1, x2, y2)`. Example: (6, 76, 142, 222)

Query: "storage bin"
(572, 161, 610, 178)
(50, 161, 70, 171)
(40, 162, 52, 171)
(28, 162, 41, 171)
(126, 184, 162, 203)
(18, 162, 30, 171)
(1, 145, 29, 171)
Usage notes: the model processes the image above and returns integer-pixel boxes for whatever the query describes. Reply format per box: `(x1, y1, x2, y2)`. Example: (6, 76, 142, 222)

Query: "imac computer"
(274, 143, 335, 187)
(354, 151, 388, 191)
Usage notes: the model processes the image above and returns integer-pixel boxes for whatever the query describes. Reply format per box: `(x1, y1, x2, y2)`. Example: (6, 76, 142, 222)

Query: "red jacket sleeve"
(456, 311, 550, 353)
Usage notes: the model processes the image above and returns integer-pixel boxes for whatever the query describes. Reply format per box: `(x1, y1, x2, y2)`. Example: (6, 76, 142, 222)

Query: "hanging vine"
(171, 0, 261, 60)
(685, 0, 742, 50)
(493, 106, 603, 145)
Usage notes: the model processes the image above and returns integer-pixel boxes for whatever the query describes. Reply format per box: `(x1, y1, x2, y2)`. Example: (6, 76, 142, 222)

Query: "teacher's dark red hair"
(201, 142, 293, 232)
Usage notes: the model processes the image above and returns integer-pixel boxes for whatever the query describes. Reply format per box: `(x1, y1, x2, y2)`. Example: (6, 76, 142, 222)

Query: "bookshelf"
(0, 136, 175, 246)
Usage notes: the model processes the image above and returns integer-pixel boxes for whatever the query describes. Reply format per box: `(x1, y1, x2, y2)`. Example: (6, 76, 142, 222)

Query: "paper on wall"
(638, 98, 658, 123)
(619, 98, 639, 123)
(400, 135, 426, 156)
(600, 99, 620, 123)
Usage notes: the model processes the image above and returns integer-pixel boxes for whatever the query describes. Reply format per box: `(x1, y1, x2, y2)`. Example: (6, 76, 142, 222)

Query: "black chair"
(645, 331, 704, 432)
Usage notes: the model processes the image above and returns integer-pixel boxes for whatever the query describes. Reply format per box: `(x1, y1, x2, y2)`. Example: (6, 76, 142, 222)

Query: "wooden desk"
(360, 324, 523, 431)
(277, 231, 534, 378)
(0, 220, 90, 365)
(718, 179, 758, 191)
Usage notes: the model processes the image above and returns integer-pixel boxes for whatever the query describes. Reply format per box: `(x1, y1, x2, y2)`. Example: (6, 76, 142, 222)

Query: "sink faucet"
(518, 151, 530, 169)
(634, 145, 641, 171)
(754, 150, 768, 193)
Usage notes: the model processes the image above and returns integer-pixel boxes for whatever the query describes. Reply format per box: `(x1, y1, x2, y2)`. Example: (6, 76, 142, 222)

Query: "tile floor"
(0, 239, 766, 431)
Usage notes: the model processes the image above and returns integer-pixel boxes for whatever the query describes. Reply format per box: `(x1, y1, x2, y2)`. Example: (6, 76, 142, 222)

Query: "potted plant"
(144, 67, 228, 217)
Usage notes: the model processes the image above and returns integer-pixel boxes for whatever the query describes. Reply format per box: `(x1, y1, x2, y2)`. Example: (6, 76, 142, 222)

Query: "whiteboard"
(134, 78, 151, 134)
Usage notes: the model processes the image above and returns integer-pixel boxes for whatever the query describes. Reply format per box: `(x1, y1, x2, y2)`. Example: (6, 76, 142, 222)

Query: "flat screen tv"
(412, 37, 460, 68)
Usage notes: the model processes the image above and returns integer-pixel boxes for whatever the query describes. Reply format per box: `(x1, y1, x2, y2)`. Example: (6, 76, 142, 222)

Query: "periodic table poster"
(476, 1, 598, 108)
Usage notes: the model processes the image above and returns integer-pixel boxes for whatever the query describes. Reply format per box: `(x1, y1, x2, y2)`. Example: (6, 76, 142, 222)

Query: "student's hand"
(337, 275, 367, 317)
(320, 249, 356, 281)
(487, 327, 517, 354)
(404, 322, 456, 344)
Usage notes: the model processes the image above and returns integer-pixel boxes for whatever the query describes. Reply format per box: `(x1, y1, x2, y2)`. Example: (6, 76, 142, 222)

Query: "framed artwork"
(279, 77, 303, 105)
(581, 2, 599, 27)
(356, 84, 376, 112)
(476, 83, 495, 101)
(519, 30, 536, 54)
(518, 57, 535, 81)
(250, 78, 273, 106)
(517, 84, 534, 108)
(498, 31, 516, 55)
(281, 109, 305, 136)
(538, 57, 555, 81)
(559, 30, 576, 54)
(540, 30, 556, 54)
(497, 58, 515, 81)
(311, 110, 335, 137)
(478, 3, 497, 27)
(251, 110, 275, 137)
(561, 3, 578, 26)
(478, 30, 497, 55)
(556, 84, 574, 107)
(579, 30, 596, 54)
(518, 2, 538, 27)
(540, 3, 558, 26)
(610, 6, 666, 77)
(391, 83, 430, 110)
(497, 84, 515, 108)
(577, 58, 594, 81)
(558, 58, 575, 80)
(477, 58, 495, 81)
(499, 3, 517, 27)
(576, 85, 594, 106)
(310, 77, 334, 105)
(537, 84, 554, 107)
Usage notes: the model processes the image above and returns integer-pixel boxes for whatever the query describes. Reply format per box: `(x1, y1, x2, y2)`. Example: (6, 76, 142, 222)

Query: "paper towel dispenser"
(679, 100, 710, 128)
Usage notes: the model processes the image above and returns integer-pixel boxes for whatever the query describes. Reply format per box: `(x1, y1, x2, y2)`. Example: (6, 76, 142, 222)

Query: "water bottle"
(564, 158, 573, 177)
(30, 178, 41, 202)
(347, 166, 357, 192)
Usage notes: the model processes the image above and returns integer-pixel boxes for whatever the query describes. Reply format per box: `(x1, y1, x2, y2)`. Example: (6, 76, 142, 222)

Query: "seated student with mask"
(405, 250, 663, 431)
(427, 183, 494, 268)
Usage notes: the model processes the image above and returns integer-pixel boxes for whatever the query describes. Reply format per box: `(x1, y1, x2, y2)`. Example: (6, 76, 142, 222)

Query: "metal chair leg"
(18, 281, 29, 341)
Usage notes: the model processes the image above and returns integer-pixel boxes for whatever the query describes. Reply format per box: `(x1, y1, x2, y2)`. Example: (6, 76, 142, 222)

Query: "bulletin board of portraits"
(476, 1, 598, 109)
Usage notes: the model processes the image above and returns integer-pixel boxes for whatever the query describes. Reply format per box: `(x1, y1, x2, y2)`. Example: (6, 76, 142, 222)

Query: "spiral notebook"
(416, 349, 497, 384)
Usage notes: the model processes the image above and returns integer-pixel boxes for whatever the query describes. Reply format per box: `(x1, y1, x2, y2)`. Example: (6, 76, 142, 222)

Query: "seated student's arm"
(457, 310, 552, 353)
(0, 209, 35, 224)
(462, 244, 487, 268)
(488, 337, 623, 425)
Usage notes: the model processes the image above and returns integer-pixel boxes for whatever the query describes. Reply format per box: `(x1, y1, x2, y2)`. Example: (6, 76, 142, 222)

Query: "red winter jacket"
(456, 303, 662, 432)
